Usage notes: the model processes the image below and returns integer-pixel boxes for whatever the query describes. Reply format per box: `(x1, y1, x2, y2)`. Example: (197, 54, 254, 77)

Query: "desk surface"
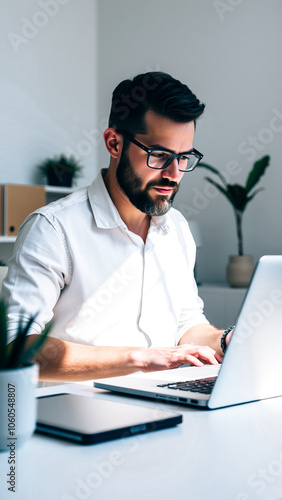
(1, 381, 282, 500)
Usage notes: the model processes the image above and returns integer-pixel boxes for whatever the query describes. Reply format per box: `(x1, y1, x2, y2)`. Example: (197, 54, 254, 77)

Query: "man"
(2, 72, 232, 382)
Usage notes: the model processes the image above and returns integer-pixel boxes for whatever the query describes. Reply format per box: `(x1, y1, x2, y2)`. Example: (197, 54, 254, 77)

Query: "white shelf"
(199, 282, 248, 292)
(0, 236, 16, 243)
(45, 186, 74, 194)
(0, 186, 75, 246)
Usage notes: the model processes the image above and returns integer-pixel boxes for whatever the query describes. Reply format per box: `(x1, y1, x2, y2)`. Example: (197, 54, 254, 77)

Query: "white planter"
(0, 363, 38, 452)
(226, 255, 254, 287)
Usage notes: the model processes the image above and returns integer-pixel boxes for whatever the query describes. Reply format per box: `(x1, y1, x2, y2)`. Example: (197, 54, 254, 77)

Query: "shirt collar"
(88, 169, 125, 229)
(88, 168, 174, 234)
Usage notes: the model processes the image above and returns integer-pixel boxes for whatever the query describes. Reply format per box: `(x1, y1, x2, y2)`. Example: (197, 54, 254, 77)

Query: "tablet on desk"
(36, 393, 182, 445)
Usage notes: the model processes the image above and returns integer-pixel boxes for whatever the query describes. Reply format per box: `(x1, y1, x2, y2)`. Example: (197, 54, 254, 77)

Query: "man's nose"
(161, 157, 182, 183)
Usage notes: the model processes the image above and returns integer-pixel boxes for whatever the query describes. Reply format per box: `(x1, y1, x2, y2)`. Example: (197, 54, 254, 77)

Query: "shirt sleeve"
(1, 212, 71, 344)
(175, 278, 209, 345)
(172, 213, 209, 345)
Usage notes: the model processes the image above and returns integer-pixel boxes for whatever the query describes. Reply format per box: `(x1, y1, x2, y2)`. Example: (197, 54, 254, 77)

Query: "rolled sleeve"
(175, 284, 209, 344)
(1, 213, 71, 344)
(174, 243, 209, 345)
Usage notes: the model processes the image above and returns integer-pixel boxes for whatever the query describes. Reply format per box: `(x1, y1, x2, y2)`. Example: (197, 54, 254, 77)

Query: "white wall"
(1, 0, 98, 188)
(96, 0, 282, 282)
(1, 1, 281, 282)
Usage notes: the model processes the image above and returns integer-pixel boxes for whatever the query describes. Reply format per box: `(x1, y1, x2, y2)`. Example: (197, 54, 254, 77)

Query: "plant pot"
(47, 170, 73, 187)
(226, 255, 254, 287)
(0, 363, 38, 452)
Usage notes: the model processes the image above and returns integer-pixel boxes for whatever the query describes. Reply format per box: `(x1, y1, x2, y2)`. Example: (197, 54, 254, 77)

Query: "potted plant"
(37, 154, 83, 187)
(0, 301, 51, 451)
(198, 155, 270, 286)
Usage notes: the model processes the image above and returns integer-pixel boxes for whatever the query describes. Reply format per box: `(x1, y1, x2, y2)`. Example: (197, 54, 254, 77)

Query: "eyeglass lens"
(148, 151, 199, 172)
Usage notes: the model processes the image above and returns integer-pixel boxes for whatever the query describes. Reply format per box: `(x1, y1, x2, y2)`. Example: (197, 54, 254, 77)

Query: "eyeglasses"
(117, 129, 203, 172)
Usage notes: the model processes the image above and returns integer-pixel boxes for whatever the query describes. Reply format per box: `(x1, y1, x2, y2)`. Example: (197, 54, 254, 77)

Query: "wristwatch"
(220, 326, 234, 354)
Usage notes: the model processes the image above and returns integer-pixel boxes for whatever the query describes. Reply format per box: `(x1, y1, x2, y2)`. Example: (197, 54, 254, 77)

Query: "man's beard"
(116, 148, 179, 216)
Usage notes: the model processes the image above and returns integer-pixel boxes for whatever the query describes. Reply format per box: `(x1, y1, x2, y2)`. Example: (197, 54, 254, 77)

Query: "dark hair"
(108, 71, 205, 135)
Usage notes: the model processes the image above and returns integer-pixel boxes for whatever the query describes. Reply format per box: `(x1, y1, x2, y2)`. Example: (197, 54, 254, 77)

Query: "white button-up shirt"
(2, 169, 208, 346)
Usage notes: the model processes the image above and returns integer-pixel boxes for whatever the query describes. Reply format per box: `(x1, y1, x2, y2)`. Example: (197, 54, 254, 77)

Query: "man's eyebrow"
(149, 143, 172, 151)
(149, 143, 192, 154)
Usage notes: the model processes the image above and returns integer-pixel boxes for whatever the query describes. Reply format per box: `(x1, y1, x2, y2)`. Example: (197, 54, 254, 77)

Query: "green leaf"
(0, 297, 52, 369)
(227, 185, 248, 212)
(245, 155, 270, 193)
(6, 316, 36, 369)
(245, 187, 264, 206)
(19, 321, 52, 367)
(37, 154, 83, 178)
(204, 177, 234, 204)
(198, 162, 228, 187)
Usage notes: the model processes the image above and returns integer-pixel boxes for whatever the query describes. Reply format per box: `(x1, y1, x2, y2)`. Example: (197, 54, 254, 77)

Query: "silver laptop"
(94, 255, 282, 409)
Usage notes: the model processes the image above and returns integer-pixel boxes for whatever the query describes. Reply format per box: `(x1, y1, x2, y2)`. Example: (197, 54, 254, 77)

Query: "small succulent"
(37, 154, 83, 186)
(0, 300, 51, 369)
(198, 155, 270, 256)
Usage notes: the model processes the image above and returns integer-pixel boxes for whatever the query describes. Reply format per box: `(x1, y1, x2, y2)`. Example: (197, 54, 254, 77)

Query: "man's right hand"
(130, 343, 222, 373)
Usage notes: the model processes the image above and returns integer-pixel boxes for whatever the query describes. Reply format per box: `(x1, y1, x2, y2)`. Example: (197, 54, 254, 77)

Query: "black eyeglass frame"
(116, 129, 203, 172)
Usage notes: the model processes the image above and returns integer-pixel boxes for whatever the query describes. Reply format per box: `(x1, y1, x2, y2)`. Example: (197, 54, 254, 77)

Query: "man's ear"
(103, 128, 123, 159)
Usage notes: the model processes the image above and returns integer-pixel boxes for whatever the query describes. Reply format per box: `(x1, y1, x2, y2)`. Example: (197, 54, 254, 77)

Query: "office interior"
(1, 3, 282, 500)
(2, 0, 281, 285)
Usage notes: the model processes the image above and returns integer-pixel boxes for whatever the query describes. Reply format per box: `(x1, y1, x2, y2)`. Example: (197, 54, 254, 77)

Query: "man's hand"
(130, 343, 222, 373)
(29, 334, 222, 383)
(178, 323, 235, 357)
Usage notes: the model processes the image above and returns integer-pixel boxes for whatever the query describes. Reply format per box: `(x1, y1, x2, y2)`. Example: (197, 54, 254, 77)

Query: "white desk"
(1, 381, 282, 500)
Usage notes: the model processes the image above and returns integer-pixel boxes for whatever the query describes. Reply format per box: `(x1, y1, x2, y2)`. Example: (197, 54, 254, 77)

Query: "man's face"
(116, 110, 195, 216)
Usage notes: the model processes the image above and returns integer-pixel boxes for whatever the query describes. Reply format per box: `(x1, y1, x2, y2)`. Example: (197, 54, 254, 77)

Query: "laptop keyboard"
(157, 376, 217, 394)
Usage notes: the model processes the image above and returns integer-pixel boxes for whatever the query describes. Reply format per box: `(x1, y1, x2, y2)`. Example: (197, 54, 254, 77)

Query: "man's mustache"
(147, 180, 178, 189)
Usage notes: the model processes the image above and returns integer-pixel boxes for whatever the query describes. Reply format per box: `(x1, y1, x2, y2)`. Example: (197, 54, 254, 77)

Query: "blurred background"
(1, 0, 281, 282)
